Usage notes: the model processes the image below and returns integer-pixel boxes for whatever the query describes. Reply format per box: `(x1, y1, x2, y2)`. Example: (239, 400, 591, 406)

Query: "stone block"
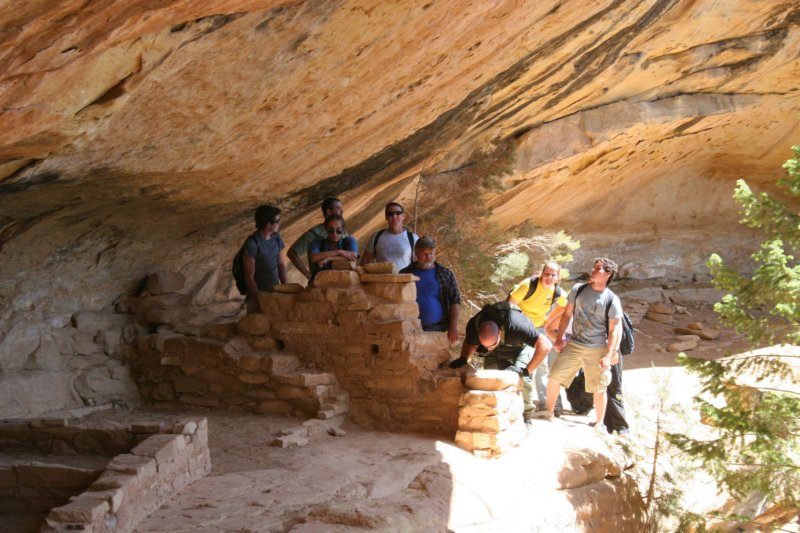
(259, 354, 301, 374)
(362, 261, 396, 274)
(239, 372, 270, 384)
(273, 283, 304, 294)
(460, 390, 523, 413)
(360, 273, 418, 283)
(458, 412, 515, 433)
(648, 303, 674, 314)
(687, 321, 704, 330)
(645, 310, 673, 324)
(330, 260, 356, 270)
(324, 287, 368, 306)
(46, 495, 110, 525)
(251, 336, 280, 350)
(465, 370, 521, 391)
(667, 340, 697, 352)
(296, 288, 327, 302)
(255, 292, 295, 321)
(146, 271, 186, 295)
(675, 326, 720, 340)
(131, 434, 185, 466)
(288, 301, 334, 322)
(313, 270, 361, 287)
(237, 314, 271, 336)
(238, 354, 261, 372)
(270, 433, 309, 448)
(362, 282, 416, 302)
(272, 371, 338, 387)
(368, 302, 419, 323)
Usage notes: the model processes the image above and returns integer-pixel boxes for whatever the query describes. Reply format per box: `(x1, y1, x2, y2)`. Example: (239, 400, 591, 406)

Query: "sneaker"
(532, 410, 555, 421)
(593, 422, 607, 435)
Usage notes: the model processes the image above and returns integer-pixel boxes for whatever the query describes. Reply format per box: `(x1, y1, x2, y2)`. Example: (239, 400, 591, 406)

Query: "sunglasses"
(386, 211, 404, 216)
(326, 227, 343, 234)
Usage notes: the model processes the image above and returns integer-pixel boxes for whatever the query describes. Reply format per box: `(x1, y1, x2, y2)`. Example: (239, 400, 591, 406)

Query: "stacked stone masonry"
(454, 370, 526, 458)
(130, 266, 464, 435)
(0, 415, 210, 532)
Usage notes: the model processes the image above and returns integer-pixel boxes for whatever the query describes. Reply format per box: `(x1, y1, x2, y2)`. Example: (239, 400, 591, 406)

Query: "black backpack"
(513, 276, 563, 311)
(232, 234, 258, 295)
(574, 283, 635, 355)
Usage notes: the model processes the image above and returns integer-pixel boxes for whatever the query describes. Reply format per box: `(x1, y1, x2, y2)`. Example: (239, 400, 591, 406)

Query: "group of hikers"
(238, 198, 629, 436)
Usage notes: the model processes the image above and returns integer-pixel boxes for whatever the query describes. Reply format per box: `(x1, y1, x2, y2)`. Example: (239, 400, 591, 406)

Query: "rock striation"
(0, 0, 799, 424)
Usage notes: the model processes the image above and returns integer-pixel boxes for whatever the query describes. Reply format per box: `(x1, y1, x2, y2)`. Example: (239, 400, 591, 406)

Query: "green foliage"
(668, 146, 800, 525)
(489, 252, 529, 288)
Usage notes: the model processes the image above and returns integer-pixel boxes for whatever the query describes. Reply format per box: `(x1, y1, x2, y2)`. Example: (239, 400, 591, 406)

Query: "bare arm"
(526, 335, 553, 375)
(287, 248, 311, 281)
(359, 250, 374, 266)
(277, 254, 288, 285)
(310, 249, 358, 265)
(543, 305, 566, 341)
(460, 341, 478, 361)
(447, 303, 460, 345)
(605, 317, 621, 368)
(553, 303, 574, 351)
(243, 256, 260, 310)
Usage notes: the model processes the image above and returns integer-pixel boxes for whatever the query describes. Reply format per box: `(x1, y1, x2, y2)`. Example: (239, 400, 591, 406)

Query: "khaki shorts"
(549, 343, 609, 394)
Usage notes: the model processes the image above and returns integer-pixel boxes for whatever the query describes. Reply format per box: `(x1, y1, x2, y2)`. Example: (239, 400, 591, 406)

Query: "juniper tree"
(668, 146, 800, 527)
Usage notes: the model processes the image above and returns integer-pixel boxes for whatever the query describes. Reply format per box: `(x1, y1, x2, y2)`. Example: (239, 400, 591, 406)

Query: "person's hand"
(506, 366, 528, 377)
(448, 356, 468, 369)
(599, 355, 611, 372)
(554, 336, 566, 352)
(447, 327, 459, 345)
(340, 250, 358, 261)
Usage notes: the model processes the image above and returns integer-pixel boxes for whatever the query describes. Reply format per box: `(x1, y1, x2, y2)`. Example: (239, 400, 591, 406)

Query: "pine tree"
(667, 146, 800, 527)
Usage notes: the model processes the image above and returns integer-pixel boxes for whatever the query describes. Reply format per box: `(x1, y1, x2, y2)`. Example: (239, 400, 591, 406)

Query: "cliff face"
(1, 0, 799, 415)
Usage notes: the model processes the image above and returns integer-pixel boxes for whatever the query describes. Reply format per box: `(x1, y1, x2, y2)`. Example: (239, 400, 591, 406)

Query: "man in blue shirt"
(400, 236, 460, 344)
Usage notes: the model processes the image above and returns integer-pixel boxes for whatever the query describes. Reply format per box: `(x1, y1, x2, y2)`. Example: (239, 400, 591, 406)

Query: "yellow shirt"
(509, 278, 567, 327)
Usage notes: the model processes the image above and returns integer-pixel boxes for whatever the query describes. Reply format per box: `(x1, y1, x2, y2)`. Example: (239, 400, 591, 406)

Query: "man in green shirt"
(287, 197, 348, 281)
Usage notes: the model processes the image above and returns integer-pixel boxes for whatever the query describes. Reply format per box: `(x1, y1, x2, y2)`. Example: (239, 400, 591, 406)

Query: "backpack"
(232, 234, 258, 296)
(372, 228, 415, 262)
(515, 276, 563, 311)
(574, 283, 635, 355)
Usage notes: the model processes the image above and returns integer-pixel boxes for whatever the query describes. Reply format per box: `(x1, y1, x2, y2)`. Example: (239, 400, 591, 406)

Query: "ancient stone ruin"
(0, 414, 209, 532)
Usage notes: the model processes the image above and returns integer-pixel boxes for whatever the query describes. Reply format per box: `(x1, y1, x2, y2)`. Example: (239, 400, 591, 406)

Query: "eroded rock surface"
(1, 0, 798, 424)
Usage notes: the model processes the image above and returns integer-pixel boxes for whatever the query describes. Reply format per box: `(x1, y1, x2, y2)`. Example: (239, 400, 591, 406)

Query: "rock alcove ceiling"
(0, 0, 799, 416)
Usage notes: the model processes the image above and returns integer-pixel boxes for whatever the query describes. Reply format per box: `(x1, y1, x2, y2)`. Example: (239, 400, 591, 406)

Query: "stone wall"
(128, 267, 464, 435)
(0, 415, 210, 532)
(255, 270, 464, 435)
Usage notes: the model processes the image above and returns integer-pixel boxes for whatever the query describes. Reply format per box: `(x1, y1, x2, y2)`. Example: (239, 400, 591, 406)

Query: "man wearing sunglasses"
(307, 214, 358, 279)
(360, 202, 418, 272)
(242, 204, 287, 313)
(288, 197, 349, 282)
(449, 301, 552, 426)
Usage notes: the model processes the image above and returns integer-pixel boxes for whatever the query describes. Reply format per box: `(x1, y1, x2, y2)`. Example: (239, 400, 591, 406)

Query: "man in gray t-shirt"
(535, 257, 623, 433)
(360, 202, 418, 272)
